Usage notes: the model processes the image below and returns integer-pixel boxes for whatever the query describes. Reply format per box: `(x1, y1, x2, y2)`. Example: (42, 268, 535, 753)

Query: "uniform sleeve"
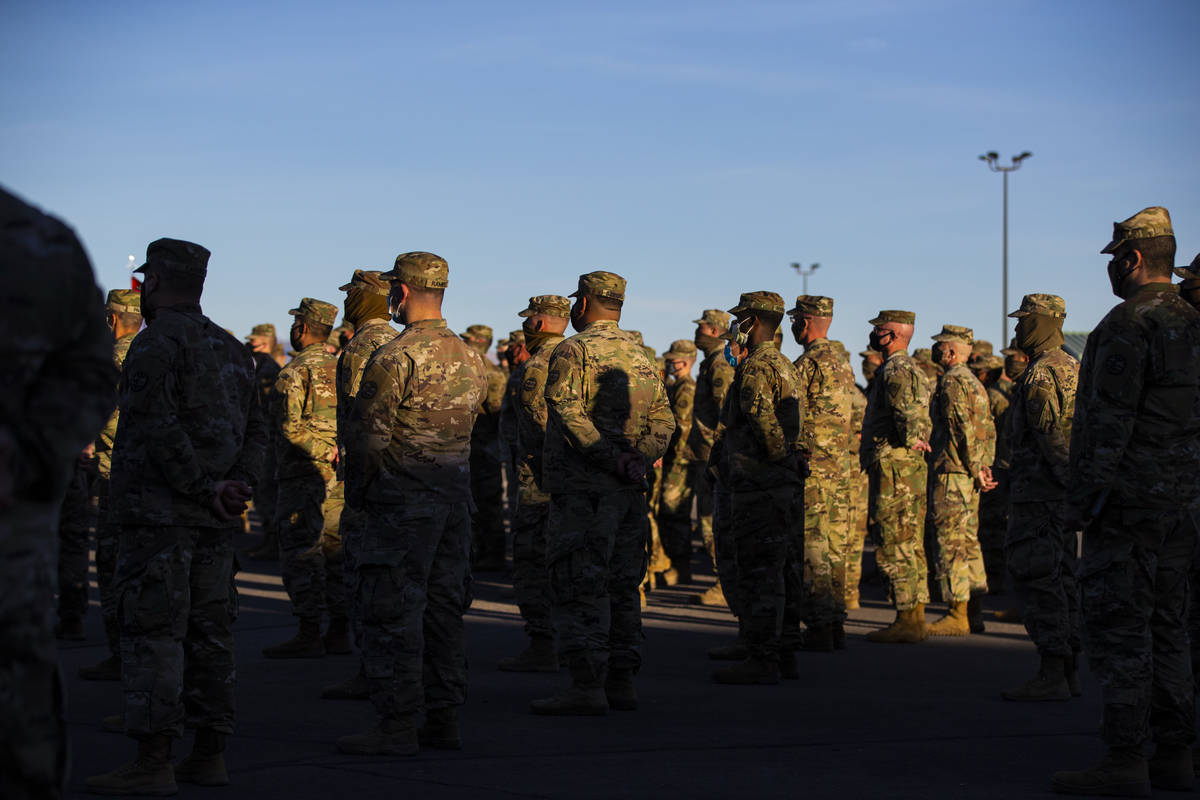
(946, 375, 993, 474)
(666, 381, 694, 462)
(887, 364, 931, 447)
(230, 360, 268, 488)
(711, 360, 734, 411)
(639, 374, 676, 462)
(739, 363, 790, 462)
(483, 365, 505, 415)
(345, 352, 409, 508)
(545, 340, 621, 473)
(518, 361, 550, 454)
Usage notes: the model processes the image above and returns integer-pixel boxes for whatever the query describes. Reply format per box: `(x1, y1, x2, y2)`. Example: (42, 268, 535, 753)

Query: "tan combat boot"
(712, 657, 780, 685)
(174, 728, 228, 786)
(604, 667, 638, 710)
(660, 560, 692, 587)
(530, 663, 609, 716)
(262, 617, 325, 659)
(696, 582, 728, 607)
(418, 707, 462, 750)
(1148, 744, 1194, 791)
(321, 666, 370, 700)
(1051, 747, 1150, 796)
(336, 717, 419, 756)
(927, 600, 971, 636)
(323, 616, 352, 655)
(85, 734, 177, 796)
(865, 604, 928, 644)
(1002, 655, 1071, 701)
(498, 636, 560, 673)
(844, 588, 861, 610)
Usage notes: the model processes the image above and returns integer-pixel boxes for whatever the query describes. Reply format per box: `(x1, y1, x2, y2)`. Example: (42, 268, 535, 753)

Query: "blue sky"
(3, 0, 1197, 375)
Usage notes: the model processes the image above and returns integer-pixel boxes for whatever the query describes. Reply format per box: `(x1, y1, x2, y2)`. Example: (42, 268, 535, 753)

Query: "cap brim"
(868, 316, 886, 326)
(1100, 239, 1121, 255)
(727, 304, 749, 315)
(1173, 266, 1200, 280)
(132, 262, 148, 274)
(338, 281, 355, 292)
(1007, 309, 1028, 319)
(287, 308, 303, 316)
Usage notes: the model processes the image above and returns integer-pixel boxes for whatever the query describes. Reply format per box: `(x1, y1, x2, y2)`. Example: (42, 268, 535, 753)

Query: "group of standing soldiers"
(3, 183, 1200, 800)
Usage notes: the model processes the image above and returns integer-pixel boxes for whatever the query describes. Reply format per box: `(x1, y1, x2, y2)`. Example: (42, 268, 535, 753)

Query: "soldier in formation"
(656, 339, 697, 586)
(462, 323, 508, 572)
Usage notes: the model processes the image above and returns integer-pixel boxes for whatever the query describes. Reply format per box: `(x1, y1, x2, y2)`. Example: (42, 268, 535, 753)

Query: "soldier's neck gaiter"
(343, 291, 389, 328)
(695, 332, 723, 353)
(1016, 313, 1064, 358)
(523, 328, 560, 355)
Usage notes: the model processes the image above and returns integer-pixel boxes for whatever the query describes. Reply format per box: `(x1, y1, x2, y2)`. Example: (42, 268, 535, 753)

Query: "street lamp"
(978, 151, 1032, 343)
(790, 262, 821, 294)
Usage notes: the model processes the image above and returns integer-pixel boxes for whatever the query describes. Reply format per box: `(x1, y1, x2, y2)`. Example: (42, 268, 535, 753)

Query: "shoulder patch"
(359, 380, 378, 401)
(1104, 354, 1126, 376)
(128, 371, 148, 392)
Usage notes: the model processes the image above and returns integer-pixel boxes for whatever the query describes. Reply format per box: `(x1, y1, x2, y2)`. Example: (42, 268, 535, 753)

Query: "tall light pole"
(979, 151, 1032, 344)
(790, 262, 820, 294)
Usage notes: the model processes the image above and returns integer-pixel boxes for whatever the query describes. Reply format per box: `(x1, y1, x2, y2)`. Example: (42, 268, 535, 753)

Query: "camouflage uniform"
(247, 325, 282, 553)
(108, 239, 266, 742)
(686, 310, 734, 560)
(0, 188, 117, 800)
(275, 299, 344, 624)
(343, 252, 486, 721)
(56, 455, 94, 631)
(335, 271, 398, 647)
(510, 296, 571, 640)
(843, 379, 870, 605)
(721, 292, 804, 663)
(1005, 295, 1081, 661)
(789, 297, 854, 631)
(974, 355, 1012, 592)
(928, 326, 995, 603)
(1068, 210, 1200, 750)
(861, 311, 932, 611)
(463, 324, 507, 568)
(657, 340, 697, 571)
(542, 272, 674, 682)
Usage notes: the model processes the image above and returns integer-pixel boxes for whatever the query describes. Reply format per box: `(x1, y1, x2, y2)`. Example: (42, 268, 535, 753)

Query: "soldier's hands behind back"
(212, 479, 253, 520)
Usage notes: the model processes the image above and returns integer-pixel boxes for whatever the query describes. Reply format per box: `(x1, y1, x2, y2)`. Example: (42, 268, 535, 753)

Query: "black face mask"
(1107, 253, 1136, 298)
(868, 330, 895, 352)
(791, 320, 805, 345)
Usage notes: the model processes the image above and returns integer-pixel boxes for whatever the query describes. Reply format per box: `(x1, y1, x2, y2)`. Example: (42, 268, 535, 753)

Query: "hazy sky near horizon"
(3, 0, 1197, 373)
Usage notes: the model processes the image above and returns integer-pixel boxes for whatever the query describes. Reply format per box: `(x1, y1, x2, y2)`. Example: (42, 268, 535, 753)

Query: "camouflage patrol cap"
(664, 339, 698, 360)
(1009, 293, 1066, 319)
(106, 289, 141, 315)
(462, 324, 494, 346)
(246, 323, 276, 340)
(381, 251, 449, 289)
(692, 309, 732, 329)
(507, 329, 526, 344)
(869, 310, 915, 326)
(972, 340, 993, 357)
(133, 238, 210, 278)
(931, 324, 973, 345)
(625, 330, 644, 346)
(288, 297, 339, 327)
(1101, 206, 1173, 254)
(728, 291, 785, 316)
(570, 271, 626, 302)
(859, 350, 876, 359)
(972, 354, 1005, 371)
(913, 348, 934, 362)
(518, 294, 572, 319)
(1000, 337, 1022, 356)
(338, 269, 390, 296)
(787, 295, 834, 318)
(1172, 253, 1200, 286)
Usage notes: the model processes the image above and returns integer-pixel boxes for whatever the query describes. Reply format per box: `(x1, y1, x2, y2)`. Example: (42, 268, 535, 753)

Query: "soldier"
(462, 323, 507, 572)
(995, 294, 1081, 703)
(262, 298, 346, 659)
(76, 290, 144, 681)
(788, 296, 854, 651)
(1053, 208, 1200, 795)
(860, 349, 883, 386)
(912, 347, 942, 384)
(337, 252, 486, 755)
(322, 270, 398, 700)
(861, 310, 933, 643)
(841, 343, 870, 610)
(925, 325, 996, 636)
(1, 187, 117, 800)
(55, 444, 95, 642)
(657, 339, 697, 585)
(708, 292, 804, 684)
(499, 328, 529, 532)
(969, 353, 1013, 596)
(86, 238, 264, 794)
(531, 271, 674, 715)
(1174, 253, 1200, 310)
(1001, 338, 1029, 382)
(244, 324, 282, 561)
(686, 310, 735, 607)
(498, 295, 571, 673)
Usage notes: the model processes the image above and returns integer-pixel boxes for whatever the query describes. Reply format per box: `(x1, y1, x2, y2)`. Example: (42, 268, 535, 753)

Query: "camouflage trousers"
(930, 472, 987, 603)
(257, 444, 279, 537)
(96, 486, 121, 657)
(56, 463, 92, 624)
(802, 473, 844, 628)
(547, 489, 649, 676)
(1006, 501, 1080, 658)
(690, 462, 716, 560)
(1080, 504, 1196, 749)
(356, 501, 472, 719)
(977, 470, 1008, 591)
(470, 450, 505, 564)
(1, 501, 68, 800)
(842, 465, 869, 601)
(732, 486, 804, 662)
(277, 473, 346, 621)
(868, 451, 930, 610)
(656, 459, 693, 565)
(339, 504, 366, 650)
(512, 491, 553, 640)
(115, 525, 239, 739)
(712, 485, 740, 619)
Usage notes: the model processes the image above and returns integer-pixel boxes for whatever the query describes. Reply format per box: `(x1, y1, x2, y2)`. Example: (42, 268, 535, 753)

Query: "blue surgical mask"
(724, 342, 738, 367)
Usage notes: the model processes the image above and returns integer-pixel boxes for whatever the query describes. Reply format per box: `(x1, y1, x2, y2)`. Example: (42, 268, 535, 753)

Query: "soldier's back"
(794, 339, 854, 477)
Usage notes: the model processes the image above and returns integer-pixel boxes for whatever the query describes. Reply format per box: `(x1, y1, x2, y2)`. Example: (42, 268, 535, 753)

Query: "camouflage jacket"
(861, 350, 931, 468)
(1006, 347, 1078, 502)
(1069, 283, 1200, 512)
(2, 187, 117, 511)
(793, 338, 854, 480)
(96, 332, 137, 480)
(720, 342, 803, 492)
(275, 342, 338, 481)
(345, 318, 486, 509)
(470, 356, 507, 462)
(543, 320, 674, 493)
(110, 303, 265, 527)
(848, 384, 867, 463)
(336, 318, 397, 463)
(664, 374, 695, 468)
(930, 363, 995, 477)
(986, 382, 1012, 469)
(514, 333, 565, 501)
(499, 366, 523, 456)
(686, 344, 734, 462)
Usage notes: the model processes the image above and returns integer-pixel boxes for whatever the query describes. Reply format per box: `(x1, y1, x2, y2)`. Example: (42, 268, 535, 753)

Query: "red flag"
(131, 276, 142, 292)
